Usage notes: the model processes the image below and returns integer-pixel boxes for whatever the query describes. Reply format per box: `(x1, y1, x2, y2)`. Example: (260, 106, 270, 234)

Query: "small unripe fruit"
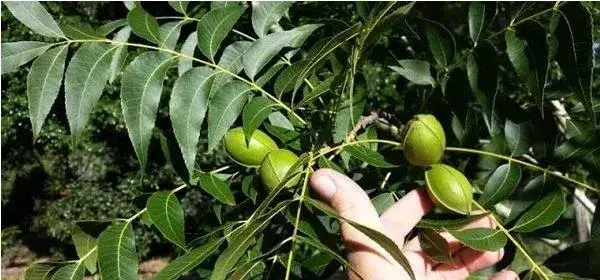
(224, 127, 278, 167)
(259, 149, 300, 191)
(402, 114, 446, 166)
(425, 164, 473, 215)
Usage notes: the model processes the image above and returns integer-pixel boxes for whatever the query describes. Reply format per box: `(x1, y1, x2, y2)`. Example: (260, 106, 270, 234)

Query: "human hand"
(310, 169, 518, 280)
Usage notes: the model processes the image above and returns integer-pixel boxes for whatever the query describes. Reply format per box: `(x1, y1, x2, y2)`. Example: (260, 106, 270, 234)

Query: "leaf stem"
(445, 147, 598, 193)
(284, 152, 315, 280)
(65, 38, 307, 125)
(472, 201, 549, 280)
(486, 4, 562, 40)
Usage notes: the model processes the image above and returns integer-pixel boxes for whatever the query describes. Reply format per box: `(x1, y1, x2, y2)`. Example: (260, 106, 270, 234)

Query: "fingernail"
(312, 174, 337, 200)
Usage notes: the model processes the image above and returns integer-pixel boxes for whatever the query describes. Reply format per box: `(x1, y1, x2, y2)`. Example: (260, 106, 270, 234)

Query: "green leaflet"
(61, 24, 104, 40)
(65, 43, 116, 144)
(1, 41, 52, 74)
(170, 67, 218, 175)
(478, 163, 522, 207)
(505, 21, 548, 116)
(27, 45, 69, 140)
(466, 40, 500, 135)
(121, 52, 174, 170)
(554, 2, 595, 123)
(423, 19, 456, 68)
(108, 27, 131, 84)
(25, 263, 56, 280)
(210, 201, 289, 280)
(242, 96, 278, 143)
(468, 2, 496, 44)
(168, 1, 188, 15)
(344, 145, 397, 168)
(196, 172, 236, 205)
(178, 32, 197, 76)
(512, 189, 566, 233)
(389, 60, 435, 86)
(447, 228, 506, 251)
(251, 2, 294, 37)
(50, 263, 85, 280)
(71, 222, 105, 274)
(97, 222, 138, 280)
(210, 41, 253, 98)
(97, 19, 128, 36)
(243, 24, 322, 80)
(196, 5, 246, 61)
(154, 237, 225, 280)
(147, 191, 187, 249)
(159, 21, 184, 50)
(418, 229, 453, 264)
(4, 1, 65, 38)
(207, 81, 252, 151)
(127, 7, 161, 43)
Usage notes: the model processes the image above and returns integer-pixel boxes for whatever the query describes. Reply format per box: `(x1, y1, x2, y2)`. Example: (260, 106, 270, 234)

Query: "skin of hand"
(310, 169, 519, 280)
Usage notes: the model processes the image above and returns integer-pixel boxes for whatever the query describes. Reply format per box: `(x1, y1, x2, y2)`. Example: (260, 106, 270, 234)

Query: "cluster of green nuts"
(402, 115, 473, 215)
(223, 127, 300, 191)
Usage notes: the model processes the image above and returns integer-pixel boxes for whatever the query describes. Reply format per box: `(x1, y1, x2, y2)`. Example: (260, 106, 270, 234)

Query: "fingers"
(433, 247, 504, 279)
(491, 270, 519, 280)
(310, 169, 398, 279)
(380, 188, 433, 245)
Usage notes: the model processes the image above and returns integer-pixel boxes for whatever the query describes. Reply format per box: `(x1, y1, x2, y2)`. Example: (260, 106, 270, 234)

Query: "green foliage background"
(1, 2, 230, 259)
(1, 1, 599, 279)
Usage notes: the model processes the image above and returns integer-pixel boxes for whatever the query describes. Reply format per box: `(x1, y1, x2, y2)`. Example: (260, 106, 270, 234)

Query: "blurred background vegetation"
(1, 1, 599, 277)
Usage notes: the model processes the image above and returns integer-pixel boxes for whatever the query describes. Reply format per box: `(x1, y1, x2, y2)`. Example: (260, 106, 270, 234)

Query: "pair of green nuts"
(402, 115, 473, 215)
(224, 127, 300, 191)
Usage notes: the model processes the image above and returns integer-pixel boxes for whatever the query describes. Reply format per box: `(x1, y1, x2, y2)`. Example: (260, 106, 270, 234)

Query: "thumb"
(310, 168, 397, 279)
